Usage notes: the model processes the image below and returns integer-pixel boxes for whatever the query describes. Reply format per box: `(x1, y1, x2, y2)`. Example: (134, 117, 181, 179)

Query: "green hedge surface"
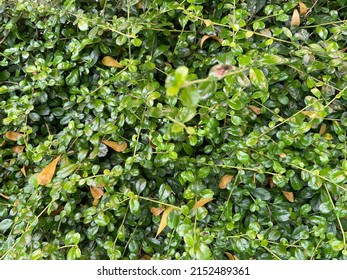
(1, 0, 347, 260)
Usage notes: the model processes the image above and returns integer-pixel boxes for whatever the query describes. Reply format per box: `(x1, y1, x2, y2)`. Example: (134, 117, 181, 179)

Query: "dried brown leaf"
(12, 145, 25, 154)
(38, 155, 62, 186)
(193, 198, 214, 209)
(299, 1, 308, 15)
(101, 56, 123, 68)
(21, 165, 27, 177)
(0, 193, 10, 200)
(150, 206, 166, 216)
(200, 35, 222, 49)
(92, 198, 100, 206)
(219, 174, 234, 189)
(319, 123, 326, 135)
(203, 19, 213, 27)
(282, 191, 294, 203)
(5, 131, 26, 141)
(279, 153, 287, 158)
(155, 206, 174, 238)
(102, 140, 127, 152)
(249, 105, 261, 115)
(90, 186, 104, 199)
(291, 9, 300, 27)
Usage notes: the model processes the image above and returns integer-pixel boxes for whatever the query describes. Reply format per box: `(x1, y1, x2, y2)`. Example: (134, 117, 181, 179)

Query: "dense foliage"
(1, 0, 347, 260)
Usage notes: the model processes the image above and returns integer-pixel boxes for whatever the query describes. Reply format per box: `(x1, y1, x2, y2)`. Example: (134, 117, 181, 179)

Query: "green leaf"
(135, 178, 147, 194)
(129, 197, 140, 215)
(64, 230, 81, 245)
(195, 243, 212, 260)
(78, 18, 89, 31)
(175, 66, 189, 86)
(251, 188, 271, 201)
(67, 246, 81, 260)
(236, 150, 250, 164)
(180, 87, 200, 107)
(249, 67, 268, 90)
(0, 219, 13, 233)
(65, 69, 79, 86)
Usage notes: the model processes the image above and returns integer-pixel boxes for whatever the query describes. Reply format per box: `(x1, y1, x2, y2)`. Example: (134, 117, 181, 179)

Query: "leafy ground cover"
(1, 0, 347, 260)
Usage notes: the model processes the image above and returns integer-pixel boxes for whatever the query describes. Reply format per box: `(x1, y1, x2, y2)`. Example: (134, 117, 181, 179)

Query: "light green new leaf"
(249, 67, 268, 91)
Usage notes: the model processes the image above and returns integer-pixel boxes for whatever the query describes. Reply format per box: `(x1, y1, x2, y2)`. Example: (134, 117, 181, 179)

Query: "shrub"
(1, 0, 347, 260)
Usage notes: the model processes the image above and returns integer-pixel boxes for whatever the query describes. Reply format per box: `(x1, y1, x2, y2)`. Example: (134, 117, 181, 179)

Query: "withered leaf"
(38, 155, 62, 186)
(249, 105, 261, 115)
(21, 165, 27, 177)
(200, 35, 222, 49)
(219, 174, 234, 189)
(90, 186, 104, 199)
(102, 140, 127, 152)
(291, 9, 300, 27)
(5, 131, 26, 141)
(193, 198, 214, 209)
(101, 56, 123, 68)
(282, 191, 294, 203)
(225, 252, 238, 260)
(155, 206, 174, 238)
(299, 1, 308, 15)
(319, 123, 326, 135)
(150, 206, 165, 216)
(12, 145, 25, 154)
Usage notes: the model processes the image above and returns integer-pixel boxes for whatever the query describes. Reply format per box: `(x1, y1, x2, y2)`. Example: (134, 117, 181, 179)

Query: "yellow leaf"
(155, 206, 174, 238)
(279, 153, 286, 158)
(38, 155, 61, 186)
(102, 140, 127, 152)
(193, 198, 214, 209)
(101, 56, 123, 68)
(299, 1, 308, 15)
(249, 105, 261, 115)
(282, 191, 294, 203)
(203, 19, 213, 27)
(219, 174, 233, 189)
(291, 9, 300, 27)
(90, 186, 104, 199)
(150, 206, 165, 216)
(12, 145, 25, 154)
(301, 111, 318, 119)
(92, 198, 100, 206)
(324, 133, 333, 141)
(5, 131, 26, 141)
(21, 165, 27, 177)
(225, 252, 238, 260)
(319, 123, 326, 135)
(200, 35, 222, 49)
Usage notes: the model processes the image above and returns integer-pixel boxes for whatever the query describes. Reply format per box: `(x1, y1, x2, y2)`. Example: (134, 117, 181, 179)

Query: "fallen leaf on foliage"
(291, 9, 300, 27)
(225, 252, 238, 260)
(150, 206, 165, 216)
(279, 153, 286, 158)
(12, 145, 25, 154)
(92, 198, 100, 206)
(21, 165, 27, 177)
(319, 123, 326, 135)
(5, 131, 26, 141)
(38, 155, 61, 186)
(0, 193, 10, 200)
(200, 35, 222, 49)
(193, 198, 214, 209)
(299, 1, 308, 15)
(249, 105, 261, 115)
(282, 191, 294, 203)
(102, 140, 127, 152)
(155, 206, 174, 238)
(219, 174, 233, 189)
(101, 56, 123, 68)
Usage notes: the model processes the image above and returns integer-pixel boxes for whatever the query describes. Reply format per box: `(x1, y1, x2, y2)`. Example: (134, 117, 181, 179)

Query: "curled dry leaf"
(203, 19, 213, 27)
(12, 145, 25, 154)
(155, 206, 174, 238)
(249, 105, 261, 115)
(200, 35, 222, 49)
(102, 140, 127, 152)
(38, 155, 62, 186)
(299, 1, 308, 15)
(101, 56, 123, 68)
(225, 252, 238, 260)
(291, 9, 300, 27)
(193, 198, 214, 209)
(21, 165, 27, 177)
(219, 174, 234, 189)
(150, 205, 166, 216)
(90, 186, 104, 199)
(282, 191, 294, 203)
(319, 123, 326, 135)
(5, 131, 26, 141)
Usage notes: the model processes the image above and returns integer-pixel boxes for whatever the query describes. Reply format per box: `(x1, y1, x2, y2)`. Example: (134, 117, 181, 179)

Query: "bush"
(1, 0, 347, 260)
